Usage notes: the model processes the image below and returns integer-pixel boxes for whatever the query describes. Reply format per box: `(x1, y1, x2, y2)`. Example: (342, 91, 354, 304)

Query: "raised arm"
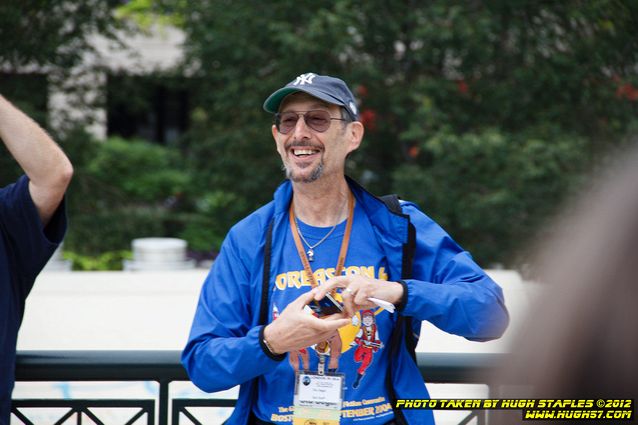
(0, 95, 73, 225)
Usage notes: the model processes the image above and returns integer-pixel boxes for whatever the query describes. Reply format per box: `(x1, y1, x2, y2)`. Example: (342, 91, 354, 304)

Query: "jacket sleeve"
(397, 203, 509, 341)
(181, 227, 283, 393)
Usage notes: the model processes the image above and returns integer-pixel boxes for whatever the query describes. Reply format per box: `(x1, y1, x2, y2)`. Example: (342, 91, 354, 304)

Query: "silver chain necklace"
(295, 218, 339, 262)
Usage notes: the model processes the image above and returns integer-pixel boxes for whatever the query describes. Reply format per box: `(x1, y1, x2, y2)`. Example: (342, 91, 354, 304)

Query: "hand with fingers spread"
(263, 289, 351, 355)
(313, 275, 404, 317)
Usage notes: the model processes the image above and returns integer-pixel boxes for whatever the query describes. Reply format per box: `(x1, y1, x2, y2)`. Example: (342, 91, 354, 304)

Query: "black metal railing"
(11, 399, 155, 425)
(15, 350, 504, 425)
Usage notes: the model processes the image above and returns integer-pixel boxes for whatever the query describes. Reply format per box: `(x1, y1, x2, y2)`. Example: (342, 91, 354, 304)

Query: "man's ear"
(347, 121, 365, 154)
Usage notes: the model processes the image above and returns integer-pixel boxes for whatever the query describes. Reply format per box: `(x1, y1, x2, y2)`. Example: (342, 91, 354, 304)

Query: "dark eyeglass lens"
(278, 113, 298, 133)
(305, 111, 330, 131)
(277, 110, 332, 134)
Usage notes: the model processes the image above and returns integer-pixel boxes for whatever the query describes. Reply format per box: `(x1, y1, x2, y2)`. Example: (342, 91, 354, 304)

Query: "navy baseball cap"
(263, 72, 359, 120)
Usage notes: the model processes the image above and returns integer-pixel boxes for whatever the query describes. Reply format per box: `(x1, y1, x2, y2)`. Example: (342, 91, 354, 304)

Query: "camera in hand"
(309, 292, 344, 317)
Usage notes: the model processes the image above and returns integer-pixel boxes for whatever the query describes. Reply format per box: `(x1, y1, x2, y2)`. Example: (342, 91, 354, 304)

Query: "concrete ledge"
(19, 270, 538, 353)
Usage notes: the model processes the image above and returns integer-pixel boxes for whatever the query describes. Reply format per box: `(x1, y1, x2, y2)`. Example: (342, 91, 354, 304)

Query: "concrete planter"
(123, 238, 195, 271)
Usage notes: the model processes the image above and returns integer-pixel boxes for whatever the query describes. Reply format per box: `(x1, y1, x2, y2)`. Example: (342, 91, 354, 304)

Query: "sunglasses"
(274, 110, 349, 134)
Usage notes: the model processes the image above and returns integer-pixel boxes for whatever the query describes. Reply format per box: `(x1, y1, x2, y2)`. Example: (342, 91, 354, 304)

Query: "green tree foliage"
(64, 250, 132, 271)
(86, 137, 188, 201)
(62, 134, 191, 255)
(4, 1, 638, 265)
(394, 130, 589, 265)
(0, 0, 119, 69)
(159, 0, 637, 264)
(0, 0, 122, 187)
(0, 0, 123, 130)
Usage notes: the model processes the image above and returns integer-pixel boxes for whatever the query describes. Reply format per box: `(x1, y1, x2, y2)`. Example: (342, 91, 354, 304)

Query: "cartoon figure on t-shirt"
(351, 309, 384, 388)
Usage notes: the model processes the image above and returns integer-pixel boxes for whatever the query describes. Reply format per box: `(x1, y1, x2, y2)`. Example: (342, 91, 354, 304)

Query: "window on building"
(106, 74, 190, 146)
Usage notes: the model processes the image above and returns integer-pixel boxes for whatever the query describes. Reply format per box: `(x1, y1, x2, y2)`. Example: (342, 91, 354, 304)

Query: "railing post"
(485, 383, 496, 425)
(158, 380, 169, 425)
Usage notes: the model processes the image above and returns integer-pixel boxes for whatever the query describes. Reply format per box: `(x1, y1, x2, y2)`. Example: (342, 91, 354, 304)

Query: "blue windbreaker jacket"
(182, 178, 509, 424)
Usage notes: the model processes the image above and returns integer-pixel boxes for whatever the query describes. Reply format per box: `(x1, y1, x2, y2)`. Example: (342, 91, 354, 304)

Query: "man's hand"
(263, 289, 351, 355)
(313, 275, 404, 317)
(0, 95, 73, 226)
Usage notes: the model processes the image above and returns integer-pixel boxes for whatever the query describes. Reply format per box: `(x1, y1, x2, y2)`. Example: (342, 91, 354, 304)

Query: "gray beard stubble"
(282, 160, 324, 183)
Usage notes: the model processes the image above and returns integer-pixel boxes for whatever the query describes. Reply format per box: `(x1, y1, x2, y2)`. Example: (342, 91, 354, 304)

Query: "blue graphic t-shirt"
(254, 202, 397, 424)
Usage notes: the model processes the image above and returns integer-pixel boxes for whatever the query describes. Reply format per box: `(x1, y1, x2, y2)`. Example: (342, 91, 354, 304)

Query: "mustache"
(284, 139, 322, 150)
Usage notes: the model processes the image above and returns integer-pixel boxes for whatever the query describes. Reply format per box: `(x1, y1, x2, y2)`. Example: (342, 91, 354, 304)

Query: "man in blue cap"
(182, 72, 508, 425)
(0, 94, 72, 425)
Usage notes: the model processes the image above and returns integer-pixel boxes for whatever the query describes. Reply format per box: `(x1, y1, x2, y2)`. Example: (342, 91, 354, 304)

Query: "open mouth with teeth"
(292, 148, 321, 158)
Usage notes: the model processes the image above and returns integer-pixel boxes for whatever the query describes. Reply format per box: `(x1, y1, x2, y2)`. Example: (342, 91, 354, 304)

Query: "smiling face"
(362, 313, 374, 327)
(271, 92, 363, 184)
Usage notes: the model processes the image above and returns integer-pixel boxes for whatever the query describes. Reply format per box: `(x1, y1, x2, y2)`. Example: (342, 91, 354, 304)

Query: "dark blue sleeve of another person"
(0, 175, 67, 297)
(0, 175, 67, 425)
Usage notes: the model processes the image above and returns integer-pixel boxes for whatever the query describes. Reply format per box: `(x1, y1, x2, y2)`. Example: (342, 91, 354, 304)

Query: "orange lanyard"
(289, 191, 355, 288)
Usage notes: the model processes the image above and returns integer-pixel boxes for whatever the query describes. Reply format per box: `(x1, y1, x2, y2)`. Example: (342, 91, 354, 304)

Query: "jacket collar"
(272, 176, 409, 246)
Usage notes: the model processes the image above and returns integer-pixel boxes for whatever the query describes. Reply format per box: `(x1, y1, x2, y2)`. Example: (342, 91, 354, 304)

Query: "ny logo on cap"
(293, 73, 316, 86)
